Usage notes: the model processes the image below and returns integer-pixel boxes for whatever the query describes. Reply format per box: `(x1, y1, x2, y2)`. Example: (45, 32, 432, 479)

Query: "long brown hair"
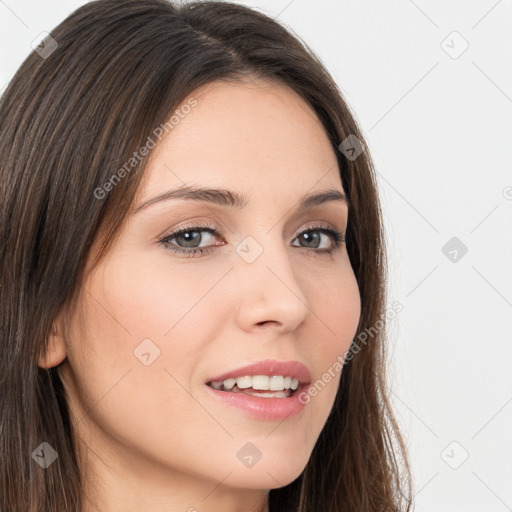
(0, 1, 413, 510)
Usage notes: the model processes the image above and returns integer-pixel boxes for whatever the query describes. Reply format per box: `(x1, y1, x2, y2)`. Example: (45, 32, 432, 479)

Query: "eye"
(158, 222, 222, 257)
(158, 222, 345, 258)
(291, 226, 344, 252)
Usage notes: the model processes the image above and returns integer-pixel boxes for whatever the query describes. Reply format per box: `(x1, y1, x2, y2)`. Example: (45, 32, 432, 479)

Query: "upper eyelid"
(147, 194, 348, 239)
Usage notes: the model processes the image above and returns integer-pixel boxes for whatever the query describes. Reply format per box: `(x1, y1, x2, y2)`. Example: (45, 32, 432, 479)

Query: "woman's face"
(53, 78, 361, 509)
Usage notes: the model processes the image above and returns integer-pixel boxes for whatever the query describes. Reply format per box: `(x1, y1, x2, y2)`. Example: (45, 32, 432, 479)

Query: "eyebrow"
(134, 185, 349, 213)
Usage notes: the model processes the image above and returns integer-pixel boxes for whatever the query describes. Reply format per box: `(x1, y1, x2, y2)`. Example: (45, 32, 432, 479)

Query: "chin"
(228, 454, 309, 490)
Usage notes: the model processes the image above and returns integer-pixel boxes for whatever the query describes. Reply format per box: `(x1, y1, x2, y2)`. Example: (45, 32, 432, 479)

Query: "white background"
(1, 1, 511, 510)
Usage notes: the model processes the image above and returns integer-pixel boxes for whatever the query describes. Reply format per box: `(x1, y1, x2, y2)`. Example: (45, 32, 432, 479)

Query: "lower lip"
(204, 384, 309, 421)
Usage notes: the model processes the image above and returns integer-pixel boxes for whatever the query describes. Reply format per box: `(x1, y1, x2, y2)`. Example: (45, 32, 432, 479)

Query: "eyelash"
(157, 222, 345, 258)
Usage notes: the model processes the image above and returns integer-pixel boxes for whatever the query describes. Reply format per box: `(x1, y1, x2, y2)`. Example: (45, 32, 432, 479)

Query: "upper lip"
(206, 359, 312, 385)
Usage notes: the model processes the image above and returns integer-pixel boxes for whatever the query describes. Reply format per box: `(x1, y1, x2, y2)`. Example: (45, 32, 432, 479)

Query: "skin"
(40, 77, 361, 512)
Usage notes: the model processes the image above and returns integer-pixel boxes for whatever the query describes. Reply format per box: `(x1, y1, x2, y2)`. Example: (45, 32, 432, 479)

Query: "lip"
(204, 381, 310, 421)
(205, 359, 312, 385)
(204, 359, 312, 421)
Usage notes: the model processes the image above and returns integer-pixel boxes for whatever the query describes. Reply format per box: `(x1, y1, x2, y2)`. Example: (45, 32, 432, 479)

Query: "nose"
(232, 235, 311, 334)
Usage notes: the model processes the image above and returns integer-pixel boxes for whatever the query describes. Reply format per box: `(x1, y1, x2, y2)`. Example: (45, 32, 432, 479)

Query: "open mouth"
(206, 381, 300, 399)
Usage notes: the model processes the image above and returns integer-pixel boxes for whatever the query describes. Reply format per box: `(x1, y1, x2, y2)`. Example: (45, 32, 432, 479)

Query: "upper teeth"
(210, 375, 300, 392)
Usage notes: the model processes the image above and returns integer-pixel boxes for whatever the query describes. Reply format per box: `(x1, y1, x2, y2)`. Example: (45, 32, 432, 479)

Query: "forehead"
(138, 78, 343, 202)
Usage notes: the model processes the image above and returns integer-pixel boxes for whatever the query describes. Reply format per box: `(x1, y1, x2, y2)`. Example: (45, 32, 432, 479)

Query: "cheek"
(308, 260, 361, 357)
(323, 273, 360, 335)
(63, 282, 221, 472)
(65, 255, 227, 437)
(301, 263, 360, 411)
(68, 259, 205, 407)
(101, 250, 228, 340)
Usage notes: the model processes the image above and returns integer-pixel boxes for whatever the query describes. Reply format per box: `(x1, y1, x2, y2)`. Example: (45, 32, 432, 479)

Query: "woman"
(0, 1, 412, 511)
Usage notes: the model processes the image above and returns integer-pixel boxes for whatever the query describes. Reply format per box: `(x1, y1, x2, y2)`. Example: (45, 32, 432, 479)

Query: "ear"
(38, 319, 67, 369)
